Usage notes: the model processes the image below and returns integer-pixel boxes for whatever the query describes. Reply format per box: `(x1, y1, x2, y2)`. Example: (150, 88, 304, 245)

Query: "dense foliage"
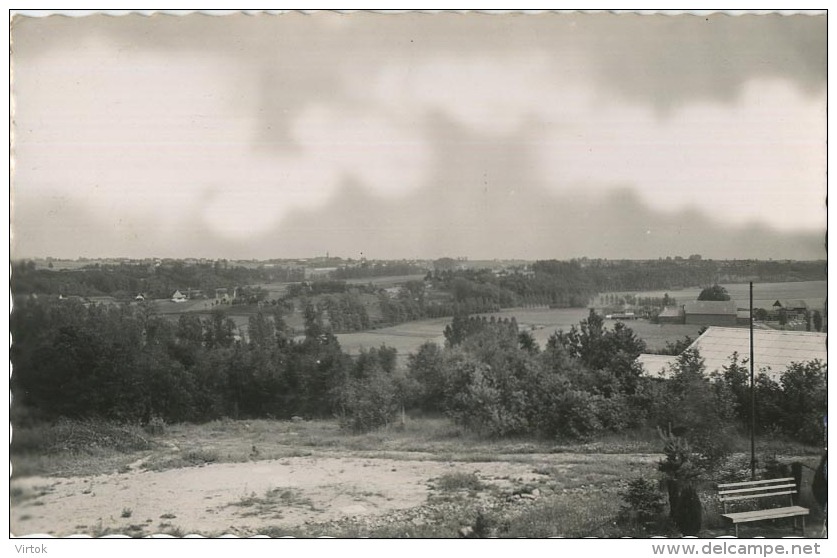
(11, 297, 341, 423)
(10, 260, 301, 300)
(11, 296, 826, 448)
(697, 284, 731, 301)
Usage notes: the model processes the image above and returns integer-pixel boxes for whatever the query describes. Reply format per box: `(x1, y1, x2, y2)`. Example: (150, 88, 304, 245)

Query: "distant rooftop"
(683, 300, 738, 315)
(659, 306, 683, 318)
(638, 326, 827, 381)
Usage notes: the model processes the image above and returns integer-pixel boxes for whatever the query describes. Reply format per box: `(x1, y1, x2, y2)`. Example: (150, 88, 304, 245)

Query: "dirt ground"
(12, 453, 644, 537)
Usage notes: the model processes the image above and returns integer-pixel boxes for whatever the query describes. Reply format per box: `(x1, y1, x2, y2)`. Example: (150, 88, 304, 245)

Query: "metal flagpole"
(750, 281, 756, 480)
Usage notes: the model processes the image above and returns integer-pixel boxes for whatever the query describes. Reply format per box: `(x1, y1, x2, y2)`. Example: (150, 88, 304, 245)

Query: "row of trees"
(10, 260, 301, 300)
(11, 298, 351, 423)
(11, 298, 826, 451)
(403, 310, 826, 448)
(332, 260, 427, 279)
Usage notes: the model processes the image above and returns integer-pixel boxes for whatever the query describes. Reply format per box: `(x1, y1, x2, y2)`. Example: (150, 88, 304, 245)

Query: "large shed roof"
(638, 326, 827, 381)
(683, 300, 737, 316)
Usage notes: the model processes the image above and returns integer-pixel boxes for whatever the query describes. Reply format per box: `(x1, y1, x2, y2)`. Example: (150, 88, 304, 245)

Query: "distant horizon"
(12, 254, 828, 264)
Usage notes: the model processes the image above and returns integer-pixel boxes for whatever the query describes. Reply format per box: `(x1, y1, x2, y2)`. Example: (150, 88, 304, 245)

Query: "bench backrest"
(717, 477, 797, 511)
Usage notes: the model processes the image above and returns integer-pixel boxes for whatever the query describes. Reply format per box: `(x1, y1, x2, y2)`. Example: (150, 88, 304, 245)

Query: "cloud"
(10, 13, 827, 259)
(533, 78, 826, 231)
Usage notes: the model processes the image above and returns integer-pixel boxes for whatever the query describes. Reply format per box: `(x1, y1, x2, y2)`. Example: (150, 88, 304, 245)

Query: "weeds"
(432, 471, 485, 492)
(141, 449, 220, 472)
(12, 417, 153, 455)
(227, 486, 318, 518)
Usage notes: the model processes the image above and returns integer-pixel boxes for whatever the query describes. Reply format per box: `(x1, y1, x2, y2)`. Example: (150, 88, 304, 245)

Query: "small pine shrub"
(619, 477, 666, 522)
(672, 484, 702, 536)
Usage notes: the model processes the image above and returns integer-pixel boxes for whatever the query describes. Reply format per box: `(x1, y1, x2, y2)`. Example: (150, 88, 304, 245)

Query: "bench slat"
(720, 490, 797, 503)
(717, 477, 795, 489)
(719, 483, 797, 497)
(722, 506, 809, 524)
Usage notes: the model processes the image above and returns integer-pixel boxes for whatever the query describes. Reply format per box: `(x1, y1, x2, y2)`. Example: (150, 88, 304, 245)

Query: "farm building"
(683, 300, 738, 326)
(772, 299, 809, 319)
(171, 290, 187, 303)
(637, 326, 827, 382)
(606, 312, 637, 320)
(657, 306, 684, 324)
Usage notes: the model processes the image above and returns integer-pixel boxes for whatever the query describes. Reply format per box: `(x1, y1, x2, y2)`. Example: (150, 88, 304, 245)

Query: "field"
(10, 418, 825, 538)
(336, 306, 707, 356)
(606, 281, 827, 313)
(142, 280, 826, 358)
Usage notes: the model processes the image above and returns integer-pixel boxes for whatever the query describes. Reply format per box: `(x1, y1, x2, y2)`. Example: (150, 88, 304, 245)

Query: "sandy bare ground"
(10, 452, 658, 537)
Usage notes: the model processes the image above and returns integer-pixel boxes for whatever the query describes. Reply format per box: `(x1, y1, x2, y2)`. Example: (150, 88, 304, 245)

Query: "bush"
(433, 471, 485, 492)
(777, 361, 826, 446)
(536, 385, 602, 441)
(619, 477, 666, 523)
(143, 415, 167, 436)
(337, 373, 399, 433)
(672, 484, 703, 535)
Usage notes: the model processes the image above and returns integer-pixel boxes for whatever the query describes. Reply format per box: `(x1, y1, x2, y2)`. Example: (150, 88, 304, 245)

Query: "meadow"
(335, 306, 707, 356)
(139, 280, 826, 358)
(606, 281, 827, 312)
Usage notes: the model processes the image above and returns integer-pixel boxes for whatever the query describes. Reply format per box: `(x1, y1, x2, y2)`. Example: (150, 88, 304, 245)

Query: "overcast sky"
(10, 12, 827, 260)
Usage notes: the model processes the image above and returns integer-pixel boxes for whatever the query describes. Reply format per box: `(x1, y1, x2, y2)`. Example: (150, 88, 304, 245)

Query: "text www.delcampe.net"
(651, 543, 822, 557)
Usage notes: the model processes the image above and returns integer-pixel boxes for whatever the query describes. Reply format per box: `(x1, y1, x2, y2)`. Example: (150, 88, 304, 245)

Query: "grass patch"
(497, 488, 626, 537)
(11, 417, 158, 477)
(141, 449, 221, 472)
(432, 471, 485, 493)
(12, 417, 153, 455)
(227, 486, 318, 518)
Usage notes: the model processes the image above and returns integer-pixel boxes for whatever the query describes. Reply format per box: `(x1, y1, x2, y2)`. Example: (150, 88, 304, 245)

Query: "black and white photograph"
(8, 9, 828, 542)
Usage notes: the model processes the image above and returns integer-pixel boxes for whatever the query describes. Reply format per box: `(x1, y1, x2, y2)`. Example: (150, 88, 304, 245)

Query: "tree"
(406, 342, 447, 412)
(778, 360, 826, 446)
(655, 349, 733, 472)
(778, 308, 788, 327)
(697, 284, 730, 301)
(812, 310, 823, 332)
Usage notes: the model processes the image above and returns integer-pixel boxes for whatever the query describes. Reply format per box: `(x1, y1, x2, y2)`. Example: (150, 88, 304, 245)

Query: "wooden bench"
(717, 477, 809, 537)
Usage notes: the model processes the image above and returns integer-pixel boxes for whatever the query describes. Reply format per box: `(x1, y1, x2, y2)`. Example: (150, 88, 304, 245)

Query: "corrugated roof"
(638, 327, 827, 381)
(683, 300, 737, 316)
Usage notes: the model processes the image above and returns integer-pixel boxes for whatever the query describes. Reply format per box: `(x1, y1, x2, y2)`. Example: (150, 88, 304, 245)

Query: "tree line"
(10, 260, 305, 300)
(11, 298, 825, 452)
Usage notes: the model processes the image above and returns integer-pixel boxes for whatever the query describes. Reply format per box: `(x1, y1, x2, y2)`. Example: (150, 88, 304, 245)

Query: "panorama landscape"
(9, 11, 828, 539)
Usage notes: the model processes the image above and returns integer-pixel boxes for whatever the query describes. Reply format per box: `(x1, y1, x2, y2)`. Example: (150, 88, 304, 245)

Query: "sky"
(10, 12, 827, 261)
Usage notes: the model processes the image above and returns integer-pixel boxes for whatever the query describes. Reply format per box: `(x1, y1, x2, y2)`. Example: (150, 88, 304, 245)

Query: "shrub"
(672, 484, 703, 536)
(777, 361, 826, 446)
(433, 471, 485, 492)
(811, 454, 827, 512)
(619, 477, 666, 522)
(143, 415, 167, 436)
(337, 370, 400, 433)
(536, 386, 602, 441)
